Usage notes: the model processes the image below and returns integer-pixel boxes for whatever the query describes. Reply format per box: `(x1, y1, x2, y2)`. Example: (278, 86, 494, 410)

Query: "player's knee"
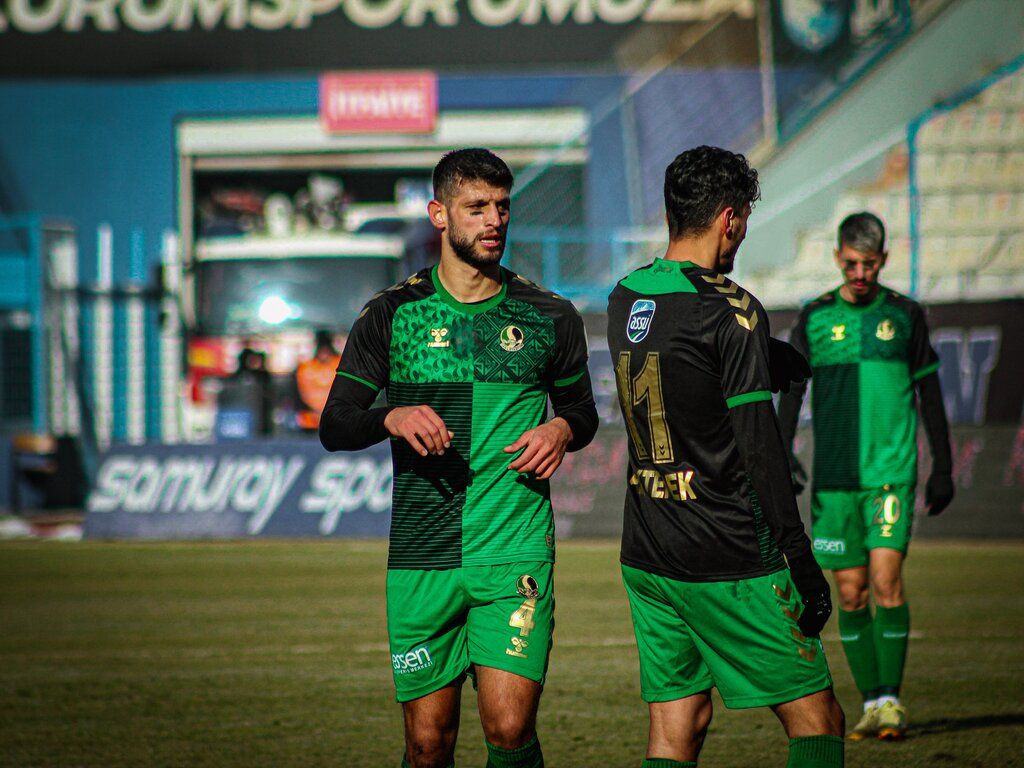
(837, 581, 868, 611)
(692, 697, 713, 734)
(406, 728, 456, 768)
(870, 573, 903, 606)
(482, 716, 534, 751)
(807, 691, 846, 737)
(825, 695, 846, 736)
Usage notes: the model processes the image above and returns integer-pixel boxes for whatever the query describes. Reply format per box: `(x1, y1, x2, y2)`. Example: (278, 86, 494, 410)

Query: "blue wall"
(0, 68, 775, 281)
(0, 73, 638, 282)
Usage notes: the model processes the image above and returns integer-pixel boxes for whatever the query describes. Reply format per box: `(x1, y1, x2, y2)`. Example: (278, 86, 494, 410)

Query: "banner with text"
(85, 298, 1024, 540)
(320, 71, 437, 133)
(0, 0, 754, 76)
(84, 440, 392, 539)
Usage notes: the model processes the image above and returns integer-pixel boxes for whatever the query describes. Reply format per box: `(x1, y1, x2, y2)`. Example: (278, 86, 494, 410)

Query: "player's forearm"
(549, 370, 598, 452)
(917, 372, 952, 474)
(319, 375, 394, 452)
(729, 400, 813, 560)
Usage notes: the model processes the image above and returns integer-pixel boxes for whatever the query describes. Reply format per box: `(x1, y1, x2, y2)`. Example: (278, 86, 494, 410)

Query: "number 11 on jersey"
(616, 351, 675, 464)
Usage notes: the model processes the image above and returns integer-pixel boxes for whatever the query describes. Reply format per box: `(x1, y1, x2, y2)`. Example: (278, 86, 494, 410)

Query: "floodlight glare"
(258, 296, 291, 325)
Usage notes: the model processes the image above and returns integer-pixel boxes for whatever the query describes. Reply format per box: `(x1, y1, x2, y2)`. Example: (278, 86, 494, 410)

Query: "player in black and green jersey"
(319, 149, 597, 768)
(608, 146, 845, 768)
(778, 212, 954, 741)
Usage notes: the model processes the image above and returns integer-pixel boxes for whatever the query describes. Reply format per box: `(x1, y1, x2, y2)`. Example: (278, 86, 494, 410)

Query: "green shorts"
(811, 484, 915, 569)
(621, 565, 833, 709)
(386, 561, 553, 703)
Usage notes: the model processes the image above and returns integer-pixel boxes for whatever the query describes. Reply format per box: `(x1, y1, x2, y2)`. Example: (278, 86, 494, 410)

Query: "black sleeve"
(714, 288, 773, 408)
(320, 296, 394, 452)
(908, 301, 941, 382)
(714, 293, 812, 561)
(729, 398, 814, 562)
(550, 369, 598, 452)
(337, 298, 392, 391)
(544, 300, 597, 451)
(319, 375, 394, 452)
(777, 309, 810, 454)
(546, 301, 590, 388)
(917, 372, 952, 474)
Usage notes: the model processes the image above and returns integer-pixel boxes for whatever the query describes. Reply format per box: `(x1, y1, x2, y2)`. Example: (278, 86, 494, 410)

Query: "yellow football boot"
(876, 700, 907, 741)
(847, 704, 881, 741)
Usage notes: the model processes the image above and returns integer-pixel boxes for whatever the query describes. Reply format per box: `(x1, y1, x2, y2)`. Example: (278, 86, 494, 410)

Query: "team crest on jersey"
(876, 319, 896, 341)
(500, 325, 525, 352)
(517, 574, 540, 599)
(626, 299, 656, 343)
(831, 324, 846, 342)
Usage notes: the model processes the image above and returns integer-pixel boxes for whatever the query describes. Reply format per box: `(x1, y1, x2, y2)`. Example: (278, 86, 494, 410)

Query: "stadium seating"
(756, 63, 1024, 308)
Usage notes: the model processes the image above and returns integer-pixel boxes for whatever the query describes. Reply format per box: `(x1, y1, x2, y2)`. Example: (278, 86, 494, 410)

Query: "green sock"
(838, 607, 880, 697)
(786, 735, 844, 768)
(874, 602, 910, 694)
(641, 759, 697, 767)
(485, 735, 542, 768)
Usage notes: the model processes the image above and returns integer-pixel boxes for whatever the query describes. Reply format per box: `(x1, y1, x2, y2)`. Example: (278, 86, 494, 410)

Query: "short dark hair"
(664, 146, 760, 239)
(837, 212, 886, 254)
(432, 148, 514, 204)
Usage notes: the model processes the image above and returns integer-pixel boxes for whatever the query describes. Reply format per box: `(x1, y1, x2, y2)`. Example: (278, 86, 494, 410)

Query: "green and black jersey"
(788, 286, 939, 491)
(338, 265, 590, 571)
(607, 258, 790, 582)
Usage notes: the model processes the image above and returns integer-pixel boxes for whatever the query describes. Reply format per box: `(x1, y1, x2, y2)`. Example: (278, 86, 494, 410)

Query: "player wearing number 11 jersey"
(608, 147, 844, 768)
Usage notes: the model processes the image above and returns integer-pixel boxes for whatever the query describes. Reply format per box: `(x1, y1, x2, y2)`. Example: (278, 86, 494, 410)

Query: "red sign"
(319, 71, 438, 134)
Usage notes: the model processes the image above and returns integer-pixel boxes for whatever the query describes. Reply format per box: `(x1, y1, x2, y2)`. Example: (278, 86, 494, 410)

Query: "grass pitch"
(1, 540, 1022, 767)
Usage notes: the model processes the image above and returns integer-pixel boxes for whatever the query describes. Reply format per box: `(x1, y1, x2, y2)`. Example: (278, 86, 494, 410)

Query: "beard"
(449, 222, 505, 269)
(716, 247, 738, 274)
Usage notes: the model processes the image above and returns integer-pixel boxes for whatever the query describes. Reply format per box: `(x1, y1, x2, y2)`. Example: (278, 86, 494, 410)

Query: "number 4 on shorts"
(509, 600, 536, 637)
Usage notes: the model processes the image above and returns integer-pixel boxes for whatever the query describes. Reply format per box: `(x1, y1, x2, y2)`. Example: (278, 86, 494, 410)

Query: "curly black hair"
(433, 148, 514, 204)
(664, 146, 760, 239)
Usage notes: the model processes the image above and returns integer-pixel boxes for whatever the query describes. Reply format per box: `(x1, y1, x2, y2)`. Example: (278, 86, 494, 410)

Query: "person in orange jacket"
(295, 330, 341, 431)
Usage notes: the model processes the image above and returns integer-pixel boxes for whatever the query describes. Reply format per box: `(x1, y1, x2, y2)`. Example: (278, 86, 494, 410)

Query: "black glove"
(789, 454, 808, 496)
(768, 337, 812, 394)
(926, 471, 954, 516)
(787, 550, 832, 638)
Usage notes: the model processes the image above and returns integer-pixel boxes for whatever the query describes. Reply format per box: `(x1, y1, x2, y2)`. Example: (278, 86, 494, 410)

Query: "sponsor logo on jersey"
(626, 299, 656, 343)
(500, 325, 525, 352)
(428, 327, 450, 348)
(392, 645, 433, 674)
(876, 319, 896, 341)
(813, 537, 846, 555)
(831, 324, 846, 342)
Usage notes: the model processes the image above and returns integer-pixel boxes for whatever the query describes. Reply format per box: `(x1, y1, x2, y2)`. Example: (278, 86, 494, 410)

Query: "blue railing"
(506, 226, 663, 309)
